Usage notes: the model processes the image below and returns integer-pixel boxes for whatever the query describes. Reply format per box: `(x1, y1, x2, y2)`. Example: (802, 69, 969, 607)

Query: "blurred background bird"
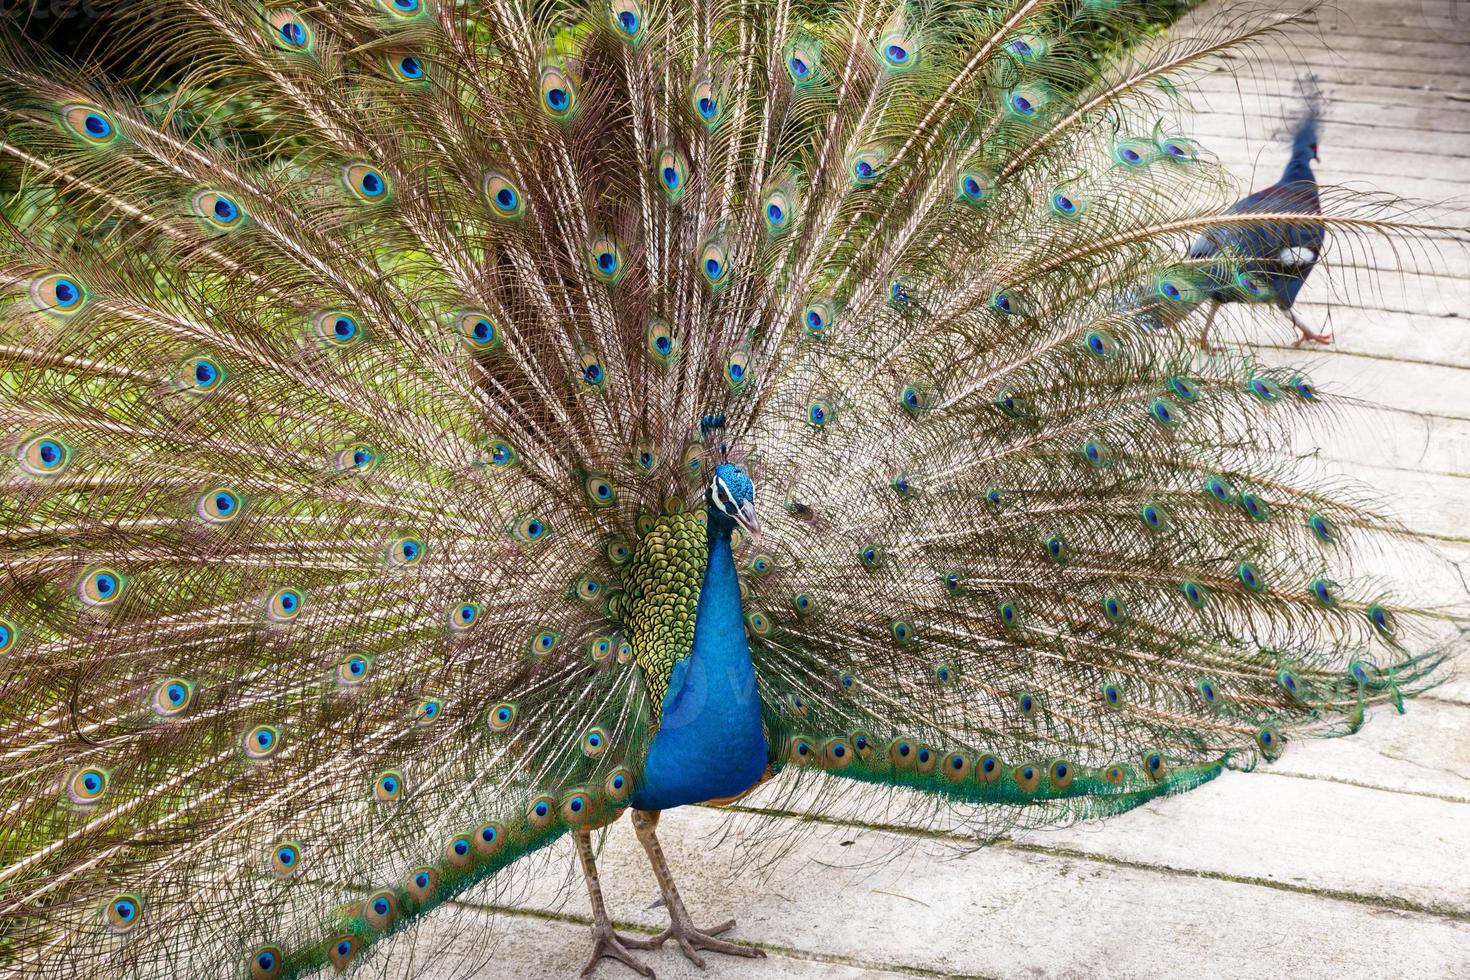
(1188, 82, 1330, 350)
(0, 2, 1455, 979)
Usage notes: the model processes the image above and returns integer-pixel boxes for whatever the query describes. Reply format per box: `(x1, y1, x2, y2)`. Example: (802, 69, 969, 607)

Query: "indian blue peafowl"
(1188, 84, 1329, 349)
(0, 2, 1456, 978)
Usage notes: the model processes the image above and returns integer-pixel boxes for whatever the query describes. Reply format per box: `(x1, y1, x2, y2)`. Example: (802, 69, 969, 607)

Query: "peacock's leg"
(630, 809, 766, 968)
(1197, 298, 1223, 352)
(576, 825, 658, 978)
(1285, 307, 1332, 346)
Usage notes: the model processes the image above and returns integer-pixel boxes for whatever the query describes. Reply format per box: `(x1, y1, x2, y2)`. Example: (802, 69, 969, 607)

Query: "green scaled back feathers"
(0, 1, 1457, 977)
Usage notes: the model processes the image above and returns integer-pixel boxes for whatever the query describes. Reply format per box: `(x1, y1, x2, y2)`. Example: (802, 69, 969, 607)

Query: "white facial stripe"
(712, 475, 737, 514)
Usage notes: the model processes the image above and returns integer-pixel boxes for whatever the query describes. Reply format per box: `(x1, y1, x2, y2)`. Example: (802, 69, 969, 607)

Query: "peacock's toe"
(648, 916, 766, 969)
(581, 922, 660, 978)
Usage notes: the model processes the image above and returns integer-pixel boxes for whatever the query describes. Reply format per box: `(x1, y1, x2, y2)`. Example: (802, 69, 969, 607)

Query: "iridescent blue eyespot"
(375, 771, 404, 800)
(1204, 475, 1234, 504)
(52, 278, 81, 308)
(1366, 604, 1393, 634)
(1237, 562, 1265, 592)
(106, 894, 142, 932)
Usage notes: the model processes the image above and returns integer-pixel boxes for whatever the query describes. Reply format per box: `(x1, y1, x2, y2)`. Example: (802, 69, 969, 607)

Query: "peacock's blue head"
(710, 462, 761, 541)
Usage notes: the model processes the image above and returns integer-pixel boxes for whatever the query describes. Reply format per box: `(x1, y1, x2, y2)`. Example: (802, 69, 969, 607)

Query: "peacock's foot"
(581, 921, 659, 979)
(1291, 329, 1332, 347)
(645, 914, 765, 969)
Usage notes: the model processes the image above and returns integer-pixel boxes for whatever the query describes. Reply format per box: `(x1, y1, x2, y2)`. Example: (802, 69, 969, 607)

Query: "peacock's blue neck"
(629, 508, 769, 811)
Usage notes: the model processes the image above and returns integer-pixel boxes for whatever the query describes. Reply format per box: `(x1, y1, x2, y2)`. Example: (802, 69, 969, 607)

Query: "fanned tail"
(0, 1, 1459, 977)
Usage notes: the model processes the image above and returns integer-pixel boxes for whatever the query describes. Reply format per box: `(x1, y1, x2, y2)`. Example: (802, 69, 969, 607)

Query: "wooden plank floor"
(406, 3, 1470, 977)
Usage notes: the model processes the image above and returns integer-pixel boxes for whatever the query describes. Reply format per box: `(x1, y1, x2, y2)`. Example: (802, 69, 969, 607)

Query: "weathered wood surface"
(409, 3, 1470, 976)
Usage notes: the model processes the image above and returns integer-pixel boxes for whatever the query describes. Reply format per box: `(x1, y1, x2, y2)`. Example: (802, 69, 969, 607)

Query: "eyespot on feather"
(197, 488, 242, 524)
(690, 75, 722, 126)
(68, 766, 109, 805)
(327, 936, 359, 971)
(17, 435, 71, 476)
(29, 273, 88, 315)
(482, 172, 525, 220)
(152, 678, 196, 717)
(268, 10, 312, 52)
(448, 603, 479, 632)
(341, 163, 390, 203)
(104, 894, 143, 934)
(336, 655, 371, 686)
(957, 168, 993, 206)
(337, 444, 378, 473)
(268, 841, 302, 879)
(699, 239, 732, 289)
(406, 867, 439, 903)
(540, 64, 576, 118)
(377, 0, 425, 17)
(61, 104, 120, 145)
(191, 190, 246, 231)
(1012, 764, 1041, 793)
(473, 822, 506, 857)
(248, 945, 285, 980)
(605, 767, 633, 802)
(609, 0, 645, 42)
(374, 770, 405, 801)
(314, 311, 362, 348)
(243, 724, 282, 760)
(787, 40, 820, 83)
(79, 567, 123, 607)
(528, 795, 556, 829)
(388, 53, 428, 84)
(266, 588, 303, 622)
(724, 348, 752, 390)
(363, 890, 398, 931)
(645, 318, 680, 363)
(588, 235, 625, 283)
(179, 355, 225, 393)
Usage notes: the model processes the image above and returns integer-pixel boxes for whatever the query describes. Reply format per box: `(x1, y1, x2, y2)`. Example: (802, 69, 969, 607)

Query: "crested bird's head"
(710, 462, 760, 541)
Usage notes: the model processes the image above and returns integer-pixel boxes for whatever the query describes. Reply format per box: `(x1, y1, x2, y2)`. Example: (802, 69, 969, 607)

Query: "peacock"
(0, 1, 1457, 978)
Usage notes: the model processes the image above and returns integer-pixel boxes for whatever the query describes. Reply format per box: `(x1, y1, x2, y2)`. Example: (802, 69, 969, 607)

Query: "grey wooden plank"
(375, 906, 930, 980)
(421, 803, 1470, 980)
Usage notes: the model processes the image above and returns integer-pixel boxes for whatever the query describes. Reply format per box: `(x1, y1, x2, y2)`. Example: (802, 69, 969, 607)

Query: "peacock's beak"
(734, 500, 762, 543)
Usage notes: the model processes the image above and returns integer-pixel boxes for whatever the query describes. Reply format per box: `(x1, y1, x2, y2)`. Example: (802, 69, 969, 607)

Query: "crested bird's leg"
(576, 825, 658, 978)
(1197, 299, 1223, 353)
(631, 809, 766, 968)
(1286, 308, 1332, 346)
